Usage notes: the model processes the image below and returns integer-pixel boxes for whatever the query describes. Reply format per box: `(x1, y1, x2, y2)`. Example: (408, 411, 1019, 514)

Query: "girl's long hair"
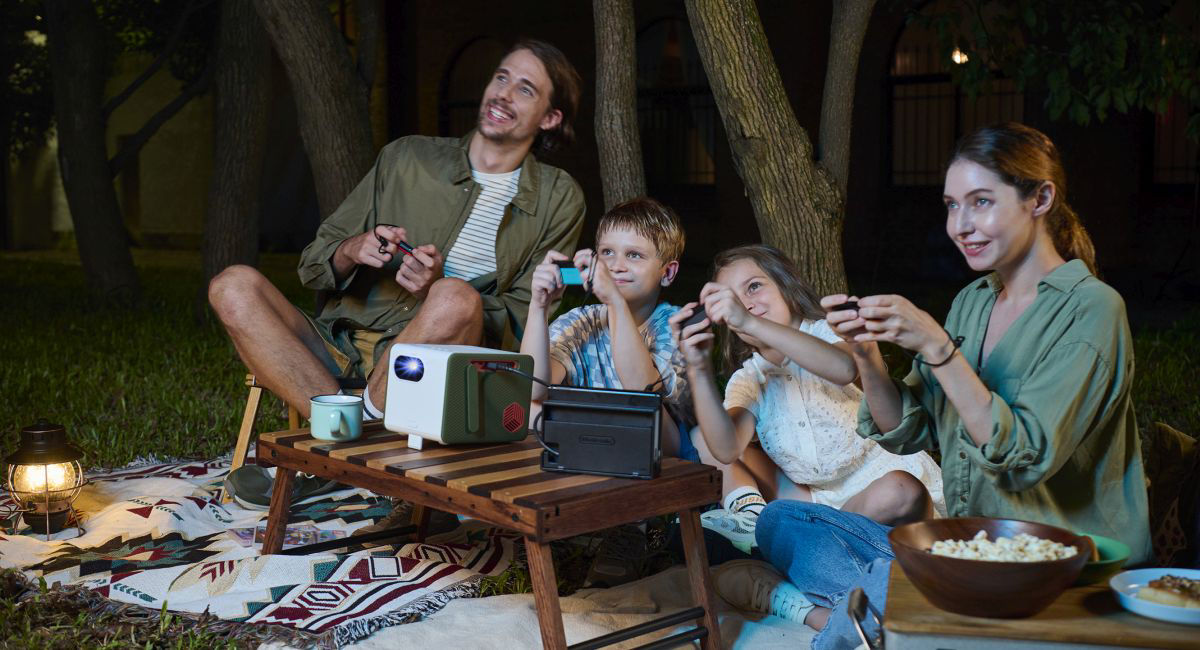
(948, 122, 1097, 275)
(712, 244, 824, 374)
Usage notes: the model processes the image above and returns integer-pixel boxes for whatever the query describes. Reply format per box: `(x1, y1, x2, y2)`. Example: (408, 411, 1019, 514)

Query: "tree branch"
(817, 0, 875, 196)
(101, 0, 213, 120)
(108, 56, 213, 179)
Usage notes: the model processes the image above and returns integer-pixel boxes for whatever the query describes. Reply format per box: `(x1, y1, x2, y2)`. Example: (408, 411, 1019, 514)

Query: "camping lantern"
(4, 419, 85, 535)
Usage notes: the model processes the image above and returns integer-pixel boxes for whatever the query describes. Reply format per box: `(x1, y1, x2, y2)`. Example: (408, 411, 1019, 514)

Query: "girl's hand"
(530, 250, 569, 310)
(698, 281, 752, 333)
(669, 302, 715, 369)
(855, 294, 947, 357)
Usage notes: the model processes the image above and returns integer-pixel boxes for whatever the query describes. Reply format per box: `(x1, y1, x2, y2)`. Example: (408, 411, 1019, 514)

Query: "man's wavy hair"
(505, 39, 582, 154)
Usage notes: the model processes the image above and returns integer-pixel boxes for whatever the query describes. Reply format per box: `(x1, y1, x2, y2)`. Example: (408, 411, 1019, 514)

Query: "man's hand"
(337, 225, 409, 270)
(530, 250, 569, 311)
(395, 244, 444, 301)
(575, 248, 623, 306)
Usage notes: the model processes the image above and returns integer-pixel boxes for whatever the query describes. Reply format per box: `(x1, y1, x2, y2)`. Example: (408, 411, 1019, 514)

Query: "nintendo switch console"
(539, 384, 662, 479)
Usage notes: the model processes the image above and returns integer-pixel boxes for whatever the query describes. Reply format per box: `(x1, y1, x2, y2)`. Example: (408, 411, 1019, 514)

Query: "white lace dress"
(723, 319, 946, 515)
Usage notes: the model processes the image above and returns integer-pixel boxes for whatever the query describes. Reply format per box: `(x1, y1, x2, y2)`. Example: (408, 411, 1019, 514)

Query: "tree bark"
(253, 0, 374, 218)
(818, 0, 875, 196)
(593, 0, 646, 211)
(685, 0, 846, 295)
(201, 0, 271, 287)
(44, 0, 140, 302)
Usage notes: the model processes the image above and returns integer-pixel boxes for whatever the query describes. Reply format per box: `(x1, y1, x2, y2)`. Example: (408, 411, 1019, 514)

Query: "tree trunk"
(201, 0, 271, 286)
(818, 0, 875, 196)
(44, 0, 140, 303)
(593, 0, 646, 211)
(254, 0, 374, 218)
(684, 0, 846, 295)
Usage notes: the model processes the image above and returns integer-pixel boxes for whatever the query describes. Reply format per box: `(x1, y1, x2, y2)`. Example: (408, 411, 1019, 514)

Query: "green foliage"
(1, 0, 53, 156)
(911, 0, 1200, 137)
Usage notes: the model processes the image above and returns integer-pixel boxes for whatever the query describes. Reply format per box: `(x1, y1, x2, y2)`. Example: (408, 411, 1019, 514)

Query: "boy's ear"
(660, 260, 680, 287)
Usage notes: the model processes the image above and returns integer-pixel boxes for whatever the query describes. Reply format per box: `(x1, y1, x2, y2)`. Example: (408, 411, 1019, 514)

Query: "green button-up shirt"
(858, 260, 1152, 563)
(298, 133, 586, 359)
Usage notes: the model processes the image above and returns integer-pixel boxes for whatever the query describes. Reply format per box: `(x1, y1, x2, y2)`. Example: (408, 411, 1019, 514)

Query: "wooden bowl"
(889, 517, 1093, 618)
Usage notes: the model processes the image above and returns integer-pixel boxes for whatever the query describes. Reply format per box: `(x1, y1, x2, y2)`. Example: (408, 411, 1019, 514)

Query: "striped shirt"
(442, 167, 521, 280)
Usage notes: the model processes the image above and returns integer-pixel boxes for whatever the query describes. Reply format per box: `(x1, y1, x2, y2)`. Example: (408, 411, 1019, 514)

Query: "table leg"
(525, 537, 567, 650)
(679, 506, 722, 650)
(411, 503, 430, 541)
(260, 469, 296, 554)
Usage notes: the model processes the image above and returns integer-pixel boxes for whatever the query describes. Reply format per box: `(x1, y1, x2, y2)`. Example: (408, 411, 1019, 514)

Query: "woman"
(754, 123, 1151, 648)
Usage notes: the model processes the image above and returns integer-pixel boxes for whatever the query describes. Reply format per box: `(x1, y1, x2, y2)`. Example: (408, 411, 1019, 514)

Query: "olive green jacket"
(859, 260, 1152, 563)
(298, 133, 586, 360)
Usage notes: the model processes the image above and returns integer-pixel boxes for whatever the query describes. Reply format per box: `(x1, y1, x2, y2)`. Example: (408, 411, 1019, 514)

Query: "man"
(209, 40, 585, 424)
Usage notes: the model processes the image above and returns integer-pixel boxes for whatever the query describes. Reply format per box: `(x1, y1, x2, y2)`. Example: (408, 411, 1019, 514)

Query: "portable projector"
(384, 343, 533, 449)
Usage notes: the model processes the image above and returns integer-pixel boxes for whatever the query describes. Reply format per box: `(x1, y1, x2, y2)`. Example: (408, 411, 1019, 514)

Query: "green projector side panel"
(440, 352, 534, 444)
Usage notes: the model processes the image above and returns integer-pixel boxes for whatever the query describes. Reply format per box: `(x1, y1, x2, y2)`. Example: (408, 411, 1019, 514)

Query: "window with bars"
(1154, 98, 1198, 185)
(889, 25, 1024, 187)
(636, 18, 716, 186)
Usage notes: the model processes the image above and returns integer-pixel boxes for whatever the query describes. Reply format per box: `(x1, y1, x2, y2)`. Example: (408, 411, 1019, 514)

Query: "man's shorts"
(299, 310, 389, 380)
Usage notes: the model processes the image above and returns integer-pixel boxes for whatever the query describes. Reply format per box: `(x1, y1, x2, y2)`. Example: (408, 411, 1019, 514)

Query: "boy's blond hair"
(595, 197, 685, 263)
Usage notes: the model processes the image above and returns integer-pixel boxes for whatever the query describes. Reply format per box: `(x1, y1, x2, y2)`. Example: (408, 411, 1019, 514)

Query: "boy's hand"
(669, 302, 715, 369)
(395, 244, 444, 300)
(699, 281, 752, 333)
(575, 249, 624, 306)
(531, 250, 569, 310)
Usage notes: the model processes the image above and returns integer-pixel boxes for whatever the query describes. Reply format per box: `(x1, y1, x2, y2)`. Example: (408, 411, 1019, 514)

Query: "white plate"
(1109, 568, 1200, 625)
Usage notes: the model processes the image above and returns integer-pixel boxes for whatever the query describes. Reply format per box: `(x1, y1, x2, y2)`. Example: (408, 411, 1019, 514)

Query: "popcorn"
(929, 530, 1078, 562)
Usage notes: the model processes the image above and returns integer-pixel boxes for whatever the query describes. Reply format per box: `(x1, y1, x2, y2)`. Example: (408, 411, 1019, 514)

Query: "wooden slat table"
(884, 563, 1198, 649)
(256, 423, 723, 650)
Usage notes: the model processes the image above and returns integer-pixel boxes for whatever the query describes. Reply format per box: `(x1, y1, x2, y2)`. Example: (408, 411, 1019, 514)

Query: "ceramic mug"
(310, 394, 363, 442)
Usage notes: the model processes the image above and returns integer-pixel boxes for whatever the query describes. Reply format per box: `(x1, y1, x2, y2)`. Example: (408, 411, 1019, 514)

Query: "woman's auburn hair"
(948, 122, 1097, 275)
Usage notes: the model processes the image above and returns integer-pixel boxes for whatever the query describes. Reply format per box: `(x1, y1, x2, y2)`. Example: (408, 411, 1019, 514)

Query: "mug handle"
(328, 410, 345, 440)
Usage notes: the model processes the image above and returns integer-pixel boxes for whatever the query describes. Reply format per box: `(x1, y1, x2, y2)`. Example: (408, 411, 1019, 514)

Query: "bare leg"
(841, 470, 935, 526)
(806, 606, 830, 631)
(689, 427, 763, 498)
(209, 265, 339, 419)
(367, 278, 484, 410)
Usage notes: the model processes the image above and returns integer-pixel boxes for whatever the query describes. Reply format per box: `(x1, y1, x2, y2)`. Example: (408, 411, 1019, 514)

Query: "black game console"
(539, 384, 662, 479)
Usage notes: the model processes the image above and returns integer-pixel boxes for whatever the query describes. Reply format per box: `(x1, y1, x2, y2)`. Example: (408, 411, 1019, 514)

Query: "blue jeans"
(756, 500, 895, 650)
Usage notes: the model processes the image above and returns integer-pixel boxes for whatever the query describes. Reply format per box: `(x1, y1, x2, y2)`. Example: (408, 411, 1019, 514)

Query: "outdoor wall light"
(950, 47, 969, 65)
(4, 419, 86, 537)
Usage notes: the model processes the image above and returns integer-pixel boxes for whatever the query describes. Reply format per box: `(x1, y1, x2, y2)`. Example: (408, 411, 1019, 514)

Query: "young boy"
(521, 197, 697, 461)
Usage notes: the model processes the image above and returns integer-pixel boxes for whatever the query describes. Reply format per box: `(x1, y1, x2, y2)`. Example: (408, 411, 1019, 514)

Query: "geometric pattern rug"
(0, 456, 517, 648)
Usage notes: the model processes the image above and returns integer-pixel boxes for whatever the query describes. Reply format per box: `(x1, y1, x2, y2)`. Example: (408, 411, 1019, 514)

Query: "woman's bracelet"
(901, 329, 965, 368)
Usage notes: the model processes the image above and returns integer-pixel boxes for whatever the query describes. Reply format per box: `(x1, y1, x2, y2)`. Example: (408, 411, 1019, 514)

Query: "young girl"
(671, 245, 944, 553)
(757, 123, 1151, 646)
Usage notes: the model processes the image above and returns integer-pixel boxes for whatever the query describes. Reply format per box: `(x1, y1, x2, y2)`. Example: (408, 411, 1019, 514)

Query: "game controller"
(374, 225, 414, 257)
(682, 306, 708, 329)
(555, 259, 584, 285)
(832, 300, 859, 312)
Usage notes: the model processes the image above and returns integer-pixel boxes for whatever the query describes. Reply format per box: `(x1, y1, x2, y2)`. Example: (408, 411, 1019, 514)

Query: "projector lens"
(393, 355, 425, 382)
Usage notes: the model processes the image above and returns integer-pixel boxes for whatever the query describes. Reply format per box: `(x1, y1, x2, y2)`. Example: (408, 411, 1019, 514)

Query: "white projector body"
(384, 343, 533, 450)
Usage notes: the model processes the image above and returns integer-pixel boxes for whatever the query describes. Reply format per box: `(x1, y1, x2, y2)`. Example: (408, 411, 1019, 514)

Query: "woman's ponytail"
(1048, 202, 1097, 276)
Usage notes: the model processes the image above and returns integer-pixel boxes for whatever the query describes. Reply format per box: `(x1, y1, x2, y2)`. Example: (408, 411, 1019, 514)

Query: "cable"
(479, 363, 557, 456)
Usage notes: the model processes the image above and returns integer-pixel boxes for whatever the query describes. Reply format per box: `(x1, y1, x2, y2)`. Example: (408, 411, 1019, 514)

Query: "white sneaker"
(700, 508, 758, 552)
(712, 559, 815, 625)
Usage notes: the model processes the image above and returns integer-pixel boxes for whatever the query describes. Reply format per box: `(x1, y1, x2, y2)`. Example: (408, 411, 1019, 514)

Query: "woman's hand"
(698, 281, 753, 333)
(821, 294, 866, 343)
(530, 250, 569, 311)
(669, 302, 715, 369)
(854, 294, 949, 358)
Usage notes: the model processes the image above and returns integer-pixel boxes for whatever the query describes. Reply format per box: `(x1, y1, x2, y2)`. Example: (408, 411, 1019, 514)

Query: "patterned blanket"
(0, 457, 517, 647)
